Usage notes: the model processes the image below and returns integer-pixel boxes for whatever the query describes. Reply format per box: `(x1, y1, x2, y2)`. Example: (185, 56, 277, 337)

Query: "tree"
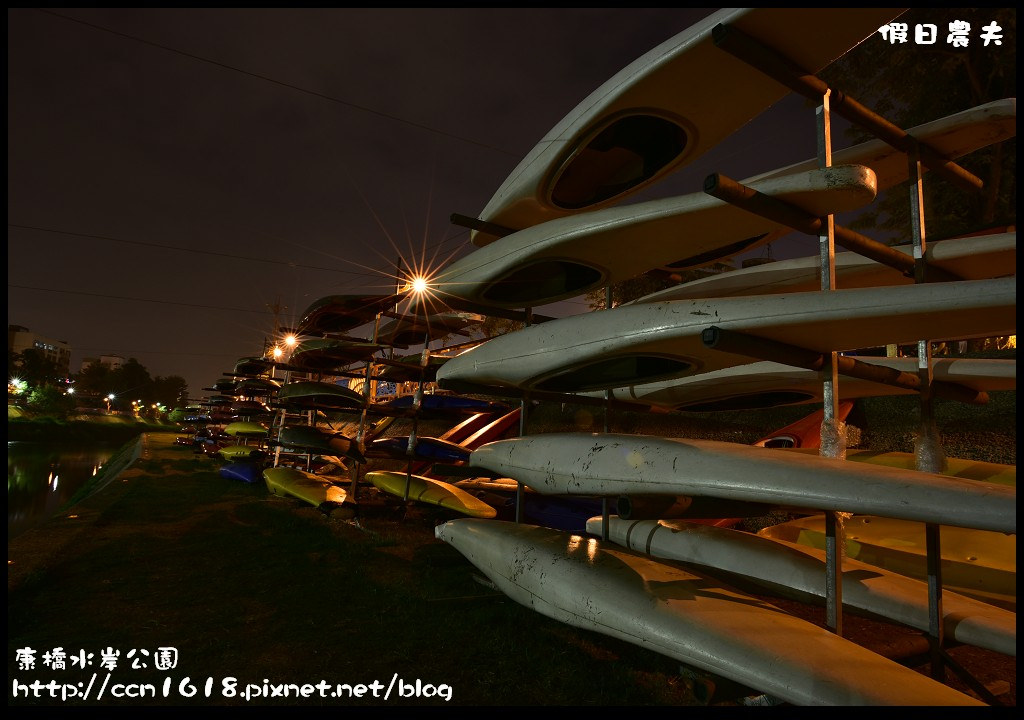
(75, 360, 113, 396)
(109, 358, 154, 404)
(26, 385, 75, 418)
(10, 349, 63, 388)
(70, 357, 190, 413)
(475, 315, 525, 340)
(152, 375, 189, 409)
(584, 262, 735, 310)
(818, 8, 1016, 242)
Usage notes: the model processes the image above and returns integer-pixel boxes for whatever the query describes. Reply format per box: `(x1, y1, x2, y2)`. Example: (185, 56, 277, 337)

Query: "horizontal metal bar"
(434, 293, 557, 324)
(437, 378, 662, 413)
(712, 22, 984, 195)
(430, 464, 502, 479)
(704, 173, 965, 282)
(450, 212, 518, 238)
(701, 326, 989, 405)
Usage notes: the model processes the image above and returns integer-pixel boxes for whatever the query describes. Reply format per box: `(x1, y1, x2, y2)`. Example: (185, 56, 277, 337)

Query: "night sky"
(6, 8, 996, 398)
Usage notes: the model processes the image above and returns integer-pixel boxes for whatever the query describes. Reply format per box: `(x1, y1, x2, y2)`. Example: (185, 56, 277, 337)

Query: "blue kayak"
(521, 495, 609, 534)
(375, 394, 508, 417)
(219, 461, 264, 484)
(462, 483, 610, 533)
(369, 436, 470, 463)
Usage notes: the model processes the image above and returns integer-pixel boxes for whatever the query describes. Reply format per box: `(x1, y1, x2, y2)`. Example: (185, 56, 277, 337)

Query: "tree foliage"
(585, 273, 676, 310)
(108, 358, 153, 399)
(26, 385, 76, 418)
(475, 315, 525, 339)
(76, 361, 112, 395)
(584, 262, 735, 310)
(11, 354, 188, 412)
(9, 348, 63, 388)
(152, 375, 189, 408)
(818, 8, 1016, 242)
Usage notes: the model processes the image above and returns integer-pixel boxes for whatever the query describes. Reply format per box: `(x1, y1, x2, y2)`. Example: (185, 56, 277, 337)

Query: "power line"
(38, 9, 519, 158)
(420, 226, 473, 255)
(7, 224, 481, 314)
(9, 283, 275, 315)
(8, 223, 391, 279)
(15, 9, 499, 280)
(74, 347, 241, 360)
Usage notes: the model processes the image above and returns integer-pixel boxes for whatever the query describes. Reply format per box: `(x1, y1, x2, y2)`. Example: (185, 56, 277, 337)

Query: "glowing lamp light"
(409, 276, 430, 294)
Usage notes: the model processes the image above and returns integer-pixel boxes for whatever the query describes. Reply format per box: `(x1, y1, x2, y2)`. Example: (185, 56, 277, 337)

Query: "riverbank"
(7, 415, 1016, 707)
(8, 431, 706, 706)
(7, 407, 178, 443)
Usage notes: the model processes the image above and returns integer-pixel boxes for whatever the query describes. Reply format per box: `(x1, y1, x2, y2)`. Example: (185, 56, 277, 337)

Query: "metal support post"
(817, 91, 843, 637)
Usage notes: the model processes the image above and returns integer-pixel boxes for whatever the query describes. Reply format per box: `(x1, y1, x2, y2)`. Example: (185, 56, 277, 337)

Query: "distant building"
(8, 325, 72, 376)
(79, 354, 126, 373)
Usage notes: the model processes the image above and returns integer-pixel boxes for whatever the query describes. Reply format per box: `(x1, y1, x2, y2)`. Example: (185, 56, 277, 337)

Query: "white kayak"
(453, 99, 1015, 309)
(634, 232, 1016, 303)
(470, 8, 904, 246)
(747, 98, 1016, 189)
(436, 518, 982, 706)
(585, 516, 1016, 657)
(577, 356, 1016, 412)
(440, 165, 876, 310)
(435, 277, 1016, 394)
(468, 433, 1016, 534)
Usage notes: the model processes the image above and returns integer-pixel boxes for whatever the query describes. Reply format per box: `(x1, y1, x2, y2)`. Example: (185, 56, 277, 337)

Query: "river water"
(7, 440, 126, 541)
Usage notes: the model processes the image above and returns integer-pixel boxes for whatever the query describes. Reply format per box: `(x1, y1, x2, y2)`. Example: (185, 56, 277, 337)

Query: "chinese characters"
(878, 21, 1005, 47)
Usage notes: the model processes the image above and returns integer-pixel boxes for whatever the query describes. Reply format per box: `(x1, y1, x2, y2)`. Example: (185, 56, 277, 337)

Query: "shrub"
(25, 385, 75, 419)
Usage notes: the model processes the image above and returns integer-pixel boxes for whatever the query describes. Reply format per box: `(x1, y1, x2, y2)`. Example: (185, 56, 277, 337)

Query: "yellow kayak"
(224, 421, 269, 438)
(768, 449, 1015, 609)
(263, 466, 346, 507)
(217, 444, 267, 461)
(759, 515, 1015, 611)
(789, 447, 1015, 486)
(367, 471, 496, 519)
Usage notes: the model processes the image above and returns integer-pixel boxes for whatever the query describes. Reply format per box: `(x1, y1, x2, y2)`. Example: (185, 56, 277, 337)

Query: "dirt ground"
(7, 431, 1015, 708)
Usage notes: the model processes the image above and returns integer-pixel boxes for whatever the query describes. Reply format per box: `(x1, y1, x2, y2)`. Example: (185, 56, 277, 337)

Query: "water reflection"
(8, 441, 123, 541)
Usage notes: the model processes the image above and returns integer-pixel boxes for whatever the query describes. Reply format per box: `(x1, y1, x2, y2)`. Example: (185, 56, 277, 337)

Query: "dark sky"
(7, 8, 987, 398)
